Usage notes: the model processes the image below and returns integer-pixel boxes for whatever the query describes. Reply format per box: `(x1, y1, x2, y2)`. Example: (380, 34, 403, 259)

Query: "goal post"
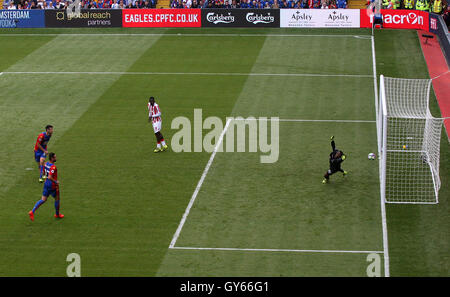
(378, 75, 444, 204)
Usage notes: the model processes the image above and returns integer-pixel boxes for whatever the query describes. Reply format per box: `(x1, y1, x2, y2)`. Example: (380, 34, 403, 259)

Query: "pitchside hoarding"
(280, 9, 360, 28)
(360, 9, 429, 31)
(428, 13, 450, 66)
(45, 10, 122, 27)
(0, 10, 45, 28)
(122, 9, 201, 27)
(201, 9, 279, 28)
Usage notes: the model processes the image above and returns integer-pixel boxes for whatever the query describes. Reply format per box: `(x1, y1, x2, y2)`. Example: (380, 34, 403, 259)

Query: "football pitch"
(0, 28, 448, 276)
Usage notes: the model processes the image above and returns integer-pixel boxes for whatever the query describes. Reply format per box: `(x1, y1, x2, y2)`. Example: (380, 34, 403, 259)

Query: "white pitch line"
(0, 33, 371, 38)
(0, 72, 3, 76)
(1, 71, 373, 78)
(170, 246, 384, 254)
(169, 118, 232, 249)
(233, 118, 376, 123)
(372, 35, 390, 278)
(431, 70, 450, 80)
(280, 119, 375, 123)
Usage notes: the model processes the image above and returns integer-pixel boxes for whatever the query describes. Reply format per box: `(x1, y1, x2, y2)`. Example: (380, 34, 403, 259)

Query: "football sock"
(161, 139, 166, 146)
(32, 200, 45, 213)
(157, 141, 161, 149)
(39, 165, 43, 178)
(54, 200, 60, 215)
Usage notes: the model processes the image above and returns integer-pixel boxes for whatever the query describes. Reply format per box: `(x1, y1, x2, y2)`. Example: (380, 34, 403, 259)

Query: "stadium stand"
(348, 0, 367, 8)
(157, 0, 171, 7)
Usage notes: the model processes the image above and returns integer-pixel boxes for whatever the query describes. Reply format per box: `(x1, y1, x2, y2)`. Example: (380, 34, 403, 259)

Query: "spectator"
(431, 0, 445, 14)
(53, 0, 62, 8)
(312, 0, 320, 7)
(443, 4, 450, 28)
(8, 1, 17, 8)
(192, 0, 199, 7)
(231, 0, 240, 7)
(321, 0, 328, 8)
(336, 0, 346, 8)
(329, 0, 336, 8)
(403, 0, 413, 8)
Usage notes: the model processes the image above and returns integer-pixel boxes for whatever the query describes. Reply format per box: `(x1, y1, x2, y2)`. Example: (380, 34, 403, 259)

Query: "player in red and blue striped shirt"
(34, 125, 53, 183)
(29, 152, 64, 221)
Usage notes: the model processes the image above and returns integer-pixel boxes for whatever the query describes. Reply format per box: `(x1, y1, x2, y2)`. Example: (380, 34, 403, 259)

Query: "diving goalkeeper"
(322, 136, 348, 184)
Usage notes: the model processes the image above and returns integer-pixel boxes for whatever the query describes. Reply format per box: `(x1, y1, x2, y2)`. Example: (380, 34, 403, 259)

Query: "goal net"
(378, 75, 444, 204)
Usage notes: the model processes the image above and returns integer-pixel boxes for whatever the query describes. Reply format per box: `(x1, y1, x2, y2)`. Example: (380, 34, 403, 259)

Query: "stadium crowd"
(376, 0, 448, 14)
(2, 0, 348, 9)
(4, 0, 157, 9)
(2, 0, 449, 17)
(171, 0, 346, 9)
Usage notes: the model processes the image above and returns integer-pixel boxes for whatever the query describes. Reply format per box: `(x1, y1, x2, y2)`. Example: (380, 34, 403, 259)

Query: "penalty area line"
(170, 246, 384, 254)
(233, 118, 376, 123)
(0, 71, 374, 78)
(169, 118, 232, 249)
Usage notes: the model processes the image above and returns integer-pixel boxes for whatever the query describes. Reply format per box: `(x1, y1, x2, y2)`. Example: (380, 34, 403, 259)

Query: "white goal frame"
(378, 75, 444, 204)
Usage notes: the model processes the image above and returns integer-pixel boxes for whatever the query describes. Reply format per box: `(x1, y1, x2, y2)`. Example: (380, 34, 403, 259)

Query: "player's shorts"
(327, 167, 341, 175)
(42, 185, 57, 198)
(34, 150, 46, 162)
(152, 121, 162, 134)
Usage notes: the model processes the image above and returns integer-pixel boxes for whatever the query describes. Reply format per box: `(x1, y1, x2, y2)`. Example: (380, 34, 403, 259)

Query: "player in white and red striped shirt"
(148, 96, 168, 153)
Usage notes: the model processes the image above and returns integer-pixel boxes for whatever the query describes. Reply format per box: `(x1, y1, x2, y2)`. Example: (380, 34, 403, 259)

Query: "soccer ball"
(368, 153, 376, 160)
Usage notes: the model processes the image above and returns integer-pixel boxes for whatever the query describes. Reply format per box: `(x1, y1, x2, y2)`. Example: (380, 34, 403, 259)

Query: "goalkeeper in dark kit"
(322, 136, 348, 184)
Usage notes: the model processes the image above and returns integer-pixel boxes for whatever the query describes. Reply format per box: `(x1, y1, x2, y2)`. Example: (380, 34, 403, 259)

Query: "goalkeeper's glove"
(341, 155, 346, 160)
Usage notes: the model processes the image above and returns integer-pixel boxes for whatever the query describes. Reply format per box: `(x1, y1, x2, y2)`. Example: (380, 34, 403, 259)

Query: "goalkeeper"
(322, 136, 348, 184)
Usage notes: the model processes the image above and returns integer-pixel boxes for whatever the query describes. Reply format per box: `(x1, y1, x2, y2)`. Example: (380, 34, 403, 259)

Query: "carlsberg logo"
(246, 13, 275, 24)
(206, 12, 235, 24)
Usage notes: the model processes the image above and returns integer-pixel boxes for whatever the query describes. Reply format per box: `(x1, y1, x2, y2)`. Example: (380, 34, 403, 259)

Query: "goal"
(377, 75, 444, 204)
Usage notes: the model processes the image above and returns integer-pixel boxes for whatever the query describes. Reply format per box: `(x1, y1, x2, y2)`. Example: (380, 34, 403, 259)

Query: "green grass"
(0, 28, 447, 276)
